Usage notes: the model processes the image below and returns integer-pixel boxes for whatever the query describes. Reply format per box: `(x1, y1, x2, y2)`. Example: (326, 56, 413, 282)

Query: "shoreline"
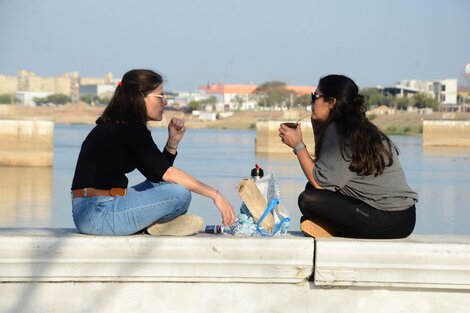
(2, 103, 470, 135)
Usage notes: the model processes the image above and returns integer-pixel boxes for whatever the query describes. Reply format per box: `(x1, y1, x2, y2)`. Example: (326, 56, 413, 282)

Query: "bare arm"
(162, 166, 236, 226)
(279, 123, 323, 189)
(295, 148, 322, 189)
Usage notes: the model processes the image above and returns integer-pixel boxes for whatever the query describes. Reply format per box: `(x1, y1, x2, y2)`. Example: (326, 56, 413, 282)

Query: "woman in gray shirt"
(279, 74, 418, 238)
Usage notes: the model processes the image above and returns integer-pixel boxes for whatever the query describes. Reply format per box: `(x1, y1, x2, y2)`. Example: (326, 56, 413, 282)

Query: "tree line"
(253, 82, 439, 110)
(0, 81, 439, 110)
(0, 93, 111, 106)
(360, 88, 439, 110)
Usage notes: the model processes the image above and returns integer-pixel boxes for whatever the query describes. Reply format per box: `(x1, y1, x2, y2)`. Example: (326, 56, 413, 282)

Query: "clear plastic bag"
(232, 172, 290, 236)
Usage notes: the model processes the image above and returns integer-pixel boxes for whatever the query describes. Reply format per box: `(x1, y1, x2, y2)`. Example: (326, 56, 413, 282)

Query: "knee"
(173, 185, 192, 211)
(298, 188, 322, 216)
(174, 184, 191, 201)
(298, 192, 309, 215)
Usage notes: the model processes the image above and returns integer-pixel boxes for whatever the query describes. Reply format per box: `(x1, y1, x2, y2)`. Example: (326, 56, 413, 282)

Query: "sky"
(0, 0, 469, 91)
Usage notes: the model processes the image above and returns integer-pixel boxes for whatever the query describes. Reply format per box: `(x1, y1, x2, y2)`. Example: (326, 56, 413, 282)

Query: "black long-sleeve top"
(71, 119, 176, 190)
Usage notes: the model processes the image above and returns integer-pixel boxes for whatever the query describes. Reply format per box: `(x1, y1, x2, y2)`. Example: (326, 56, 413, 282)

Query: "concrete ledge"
(315, 235, 470, 290)
(0, 228, 313, 283)
(1, 228, 470, 312)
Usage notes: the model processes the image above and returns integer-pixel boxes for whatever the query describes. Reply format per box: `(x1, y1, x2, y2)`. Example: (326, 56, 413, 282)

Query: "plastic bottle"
(250, 164, 264, 180)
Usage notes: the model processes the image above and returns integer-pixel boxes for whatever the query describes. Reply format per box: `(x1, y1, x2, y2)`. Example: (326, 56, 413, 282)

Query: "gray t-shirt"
(313, 122, 418, 211)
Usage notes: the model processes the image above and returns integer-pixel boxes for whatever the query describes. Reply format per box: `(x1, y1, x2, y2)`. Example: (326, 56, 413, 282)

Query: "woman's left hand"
(167, 117, 186, 147)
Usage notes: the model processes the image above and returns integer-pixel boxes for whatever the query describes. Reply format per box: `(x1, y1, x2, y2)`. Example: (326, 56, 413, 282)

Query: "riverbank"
(1, 103, 470, 135)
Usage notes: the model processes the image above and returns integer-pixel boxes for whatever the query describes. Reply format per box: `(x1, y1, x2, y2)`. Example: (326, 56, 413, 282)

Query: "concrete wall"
(1, 228, 469, 313)
(423, 120, 470, 146)
(256, 120, 315, 154)
(0, 120, 54, 166)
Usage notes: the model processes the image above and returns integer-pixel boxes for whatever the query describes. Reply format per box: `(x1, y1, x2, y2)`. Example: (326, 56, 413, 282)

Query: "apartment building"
(382, 79, 458, 105)
(400, 79, 457, 104)
(16, 70, 76, 96)
(0, 75, 18, 94)
(0, 70, 118, 105)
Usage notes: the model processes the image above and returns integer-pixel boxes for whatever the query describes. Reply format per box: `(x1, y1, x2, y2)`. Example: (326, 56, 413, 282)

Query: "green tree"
(99, 97, 111, 106)
(410, 93, 438, 110)
(394, 97, 410, 111)
(47, 94, 71, 105)
(188, 96, 219, 111)
(35, 93, 71, 105)
(361, 88, 393, 109)
(295, 94, 311, 108)
(187, 100, 201, 111)
(200, 96, 217, 106)
(253, 81, 294, 108)
(233, 95, 245, 111)
(0, 93, 15, 104)
(80, 94, 100, 105)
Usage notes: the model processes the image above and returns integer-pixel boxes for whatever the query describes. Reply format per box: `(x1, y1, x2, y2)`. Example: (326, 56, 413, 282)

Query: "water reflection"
(423, 146, 470, 158)
(0, 166, 52, 227)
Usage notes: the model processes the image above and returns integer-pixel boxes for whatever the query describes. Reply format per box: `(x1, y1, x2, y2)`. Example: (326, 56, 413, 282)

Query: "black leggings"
(298, 182, 416, 239)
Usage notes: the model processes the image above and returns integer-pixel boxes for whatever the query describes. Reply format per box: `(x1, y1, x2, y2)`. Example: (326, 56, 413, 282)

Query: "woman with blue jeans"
(71, 69, 236, 236)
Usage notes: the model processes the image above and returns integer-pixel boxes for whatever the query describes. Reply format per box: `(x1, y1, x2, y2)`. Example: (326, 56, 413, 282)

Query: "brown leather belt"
(71, 187, 127, 198)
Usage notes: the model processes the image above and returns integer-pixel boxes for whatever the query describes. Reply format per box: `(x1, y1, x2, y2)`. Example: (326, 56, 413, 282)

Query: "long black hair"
(97, 69, 164, 124)
(314, 74, 395, 176)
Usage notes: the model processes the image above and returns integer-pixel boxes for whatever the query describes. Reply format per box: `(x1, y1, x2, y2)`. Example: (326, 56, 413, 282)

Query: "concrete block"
(423, 120, 470, 146)
(0, 119, 54, 166)
(256, 120, 314, 154)
(314, 235, 470, 289)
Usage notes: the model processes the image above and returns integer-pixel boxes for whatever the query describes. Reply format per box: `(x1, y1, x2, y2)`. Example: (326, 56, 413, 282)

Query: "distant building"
(0, 70, 120, 106)
(380, 79, 458, 105)
(0, 75, 18, 94)
(79, 84, 116, 99)
(80, 72, 116, 85)
(17, 70, 72, 96)
(380, 84, 419, 99)
(17, 91, 53, 106)
(198, 84, 257, 111)
(401, 79, 457, 105)
(174, 91, 208, 108)
(198, 83, 314, 111)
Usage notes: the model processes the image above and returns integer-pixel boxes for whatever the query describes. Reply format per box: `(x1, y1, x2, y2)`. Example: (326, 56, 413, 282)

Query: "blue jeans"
(72, 180, 191, 235)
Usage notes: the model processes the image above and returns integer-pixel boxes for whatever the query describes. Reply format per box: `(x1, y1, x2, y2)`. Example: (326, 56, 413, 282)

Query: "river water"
(1, 124, 469, 235)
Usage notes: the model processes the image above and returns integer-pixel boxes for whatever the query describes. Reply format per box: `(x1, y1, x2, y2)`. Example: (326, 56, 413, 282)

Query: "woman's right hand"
(279, 123, 303, 149)
(214, 192, 236, 226)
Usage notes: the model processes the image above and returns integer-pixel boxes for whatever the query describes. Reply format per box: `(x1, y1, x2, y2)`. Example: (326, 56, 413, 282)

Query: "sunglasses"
(147, 93, 166, 99)
(311, 93, 324, 102)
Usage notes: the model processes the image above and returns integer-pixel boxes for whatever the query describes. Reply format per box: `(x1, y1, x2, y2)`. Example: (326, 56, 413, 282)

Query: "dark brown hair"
(315, 74, 395, 176)
(97, 69, 164, 124)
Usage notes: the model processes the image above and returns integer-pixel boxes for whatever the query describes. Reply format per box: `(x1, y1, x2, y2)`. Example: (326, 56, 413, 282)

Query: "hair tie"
(117, 81, 123, 87)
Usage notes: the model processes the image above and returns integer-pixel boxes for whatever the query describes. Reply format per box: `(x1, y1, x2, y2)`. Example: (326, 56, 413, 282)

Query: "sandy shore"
(1, 103, 469, 134)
